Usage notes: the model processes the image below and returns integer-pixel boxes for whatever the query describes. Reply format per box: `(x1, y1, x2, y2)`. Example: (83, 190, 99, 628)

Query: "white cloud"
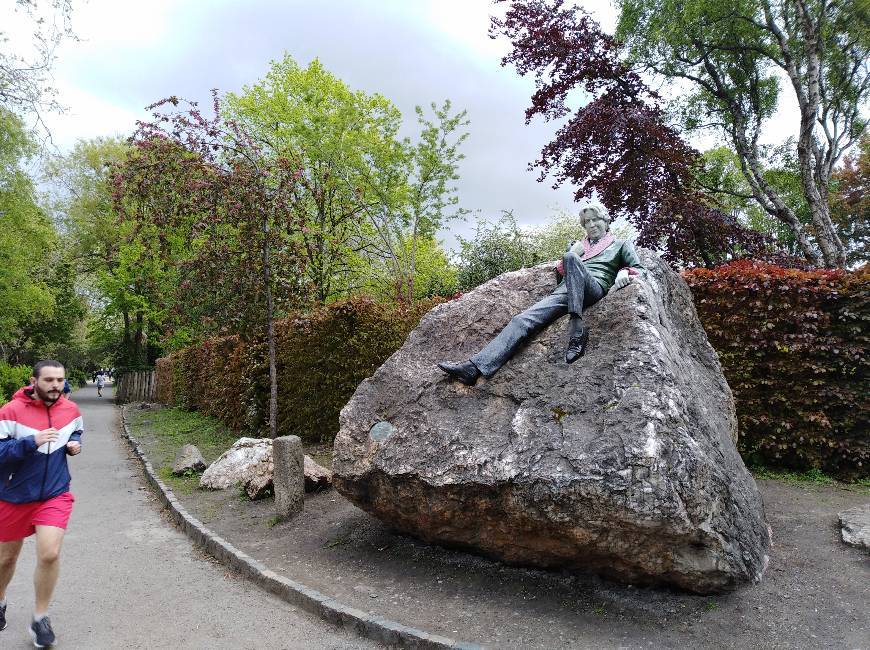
(40, 79, 143, 150)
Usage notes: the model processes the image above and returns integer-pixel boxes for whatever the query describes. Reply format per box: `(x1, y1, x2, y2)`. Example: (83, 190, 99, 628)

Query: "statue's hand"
(614, 269, 632, 290)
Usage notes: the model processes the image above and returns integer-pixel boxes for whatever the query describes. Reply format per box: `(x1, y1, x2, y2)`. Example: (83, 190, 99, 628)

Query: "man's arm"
(66, 415, 83, 456)
(0, 406, 38, 464)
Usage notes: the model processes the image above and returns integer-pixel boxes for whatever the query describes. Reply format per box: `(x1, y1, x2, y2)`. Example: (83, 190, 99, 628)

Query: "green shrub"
(67, 368, 89, 388)
(0, 363, 32, 404)
(685, 261, 869, 480)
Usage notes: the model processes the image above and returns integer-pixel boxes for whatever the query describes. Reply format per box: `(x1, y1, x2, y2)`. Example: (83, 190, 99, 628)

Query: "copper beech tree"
(113, 93, 309, 437)
(492, 0, 866, 268)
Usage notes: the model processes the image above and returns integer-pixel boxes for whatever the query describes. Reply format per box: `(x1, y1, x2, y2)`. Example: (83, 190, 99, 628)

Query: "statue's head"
(578, 199, 611, 238)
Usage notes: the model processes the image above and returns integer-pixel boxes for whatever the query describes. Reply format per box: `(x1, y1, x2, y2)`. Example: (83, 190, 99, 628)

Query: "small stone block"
(273, 435, 304, 520)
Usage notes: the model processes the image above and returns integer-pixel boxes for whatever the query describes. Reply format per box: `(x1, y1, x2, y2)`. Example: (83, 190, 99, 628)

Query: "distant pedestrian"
(95, 371, 105, 398)
(0, 360, 83, 647)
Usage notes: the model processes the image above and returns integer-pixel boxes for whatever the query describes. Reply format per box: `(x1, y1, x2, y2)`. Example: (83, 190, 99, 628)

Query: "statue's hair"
(578, 198, 611, 225)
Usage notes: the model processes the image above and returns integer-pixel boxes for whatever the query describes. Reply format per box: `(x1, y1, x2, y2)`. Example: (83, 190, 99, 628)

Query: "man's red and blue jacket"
(0, 387, 83, 503)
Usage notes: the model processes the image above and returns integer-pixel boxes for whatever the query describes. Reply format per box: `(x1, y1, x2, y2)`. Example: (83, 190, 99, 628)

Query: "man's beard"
(34, 385, 61, 404)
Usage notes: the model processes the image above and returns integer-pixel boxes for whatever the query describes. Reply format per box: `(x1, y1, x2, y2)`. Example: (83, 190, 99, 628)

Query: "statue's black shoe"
(565, 326, 590, 364)
(437, 360, 480, 386)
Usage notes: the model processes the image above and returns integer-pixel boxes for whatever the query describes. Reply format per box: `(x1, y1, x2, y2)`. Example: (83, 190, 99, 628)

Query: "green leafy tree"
(359, 101, 469, 302)
(45, 136, 171, 369)
(226, 56, 469, 304)
(358, 235, 458, 301)
(0, 108, 57, 361)
(225, 56, 405, 303)
(616, 0, 869, 267)
(456, 212, 538, 290)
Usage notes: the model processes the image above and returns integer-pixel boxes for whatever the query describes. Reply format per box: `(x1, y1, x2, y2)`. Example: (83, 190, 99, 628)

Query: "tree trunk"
(134, 311, 145, 366)
(262, 214, 278, 438)
(122, 310, 132, 365)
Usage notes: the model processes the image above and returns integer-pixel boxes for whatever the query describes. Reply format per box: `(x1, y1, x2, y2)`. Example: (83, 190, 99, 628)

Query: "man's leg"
(470, 292, 570, 377)
(0, 539, 24, 632)
(33, 526, 65, 617)
(0, 539, 24, 600)
(562, 251, 605, 362)
(562, 251, 605, 315)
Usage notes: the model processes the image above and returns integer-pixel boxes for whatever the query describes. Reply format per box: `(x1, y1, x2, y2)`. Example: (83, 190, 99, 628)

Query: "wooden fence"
(114, 370, 157, 404)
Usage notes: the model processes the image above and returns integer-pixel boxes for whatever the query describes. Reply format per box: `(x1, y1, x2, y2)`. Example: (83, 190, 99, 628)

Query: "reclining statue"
(438, 200, 645, 386)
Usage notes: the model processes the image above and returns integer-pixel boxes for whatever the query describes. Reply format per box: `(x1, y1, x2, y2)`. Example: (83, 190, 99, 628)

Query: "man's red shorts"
(0, 492, 75, 542)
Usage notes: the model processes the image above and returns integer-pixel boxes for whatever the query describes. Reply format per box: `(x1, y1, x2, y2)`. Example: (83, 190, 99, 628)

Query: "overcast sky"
(5, 0, 801, 250)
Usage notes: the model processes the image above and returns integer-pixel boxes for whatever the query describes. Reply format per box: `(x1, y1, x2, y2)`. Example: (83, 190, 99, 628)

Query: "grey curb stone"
(119, 406, 481, 650)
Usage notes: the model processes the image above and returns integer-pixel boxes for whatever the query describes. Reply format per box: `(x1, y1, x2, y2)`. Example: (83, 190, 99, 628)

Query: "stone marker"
(201, 437, 273, 500)
(172, 444, 207, 475)
(273, 436, 304, 519)
(838, 505, 870, 550)
(333, 251, 772, 594)
(303, 455, 333, 492)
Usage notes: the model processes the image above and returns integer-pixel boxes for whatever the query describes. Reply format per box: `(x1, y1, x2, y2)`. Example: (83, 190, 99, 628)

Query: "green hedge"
(156, 265, 868, 479)
(684, 261, 868, 480)
(0, 363, 31, 405)
(155, 296, 442, 443)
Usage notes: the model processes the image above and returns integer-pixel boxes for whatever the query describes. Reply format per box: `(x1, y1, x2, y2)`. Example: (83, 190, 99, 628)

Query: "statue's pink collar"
(581, 232, 615, 260)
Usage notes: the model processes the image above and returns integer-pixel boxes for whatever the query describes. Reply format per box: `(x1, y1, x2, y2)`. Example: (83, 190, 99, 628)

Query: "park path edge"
(118, 405, 483, 650)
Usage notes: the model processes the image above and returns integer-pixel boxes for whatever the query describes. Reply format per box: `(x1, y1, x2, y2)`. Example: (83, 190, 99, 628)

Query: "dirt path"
(129, 405, 870, 650)
(2, 384, 380, 649)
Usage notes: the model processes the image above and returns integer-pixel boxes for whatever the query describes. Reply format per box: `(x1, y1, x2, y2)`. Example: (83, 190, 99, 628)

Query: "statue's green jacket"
(555, 239, 645, 293)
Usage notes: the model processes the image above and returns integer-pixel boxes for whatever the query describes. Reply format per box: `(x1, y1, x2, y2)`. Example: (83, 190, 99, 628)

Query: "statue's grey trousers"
(471, 251, 605, 377)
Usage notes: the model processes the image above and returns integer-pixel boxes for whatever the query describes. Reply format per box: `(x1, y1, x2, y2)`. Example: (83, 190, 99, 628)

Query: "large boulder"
(333, 251, 772, 593)
(201, 437, 273, 500)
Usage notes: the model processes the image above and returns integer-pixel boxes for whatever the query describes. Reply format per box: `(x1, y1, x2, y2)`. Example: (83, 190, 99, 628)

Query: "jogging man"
(95, 370, 105, 398)
(0, 360, 83, 647)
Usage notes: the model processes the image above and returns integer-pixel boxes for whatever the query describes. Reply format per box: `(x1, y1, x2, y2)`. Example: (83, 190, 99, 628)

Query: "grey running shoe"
(29, 616, 55, 648)
(0, 601, 6, 631)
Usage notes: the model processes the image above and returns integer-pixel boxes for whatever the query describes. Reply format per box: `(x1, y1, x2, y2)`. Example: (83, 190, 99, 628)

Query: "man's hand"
(614, 269, 632, 290)
(34, 428, 59, 447)
(66, 441, 82, 456)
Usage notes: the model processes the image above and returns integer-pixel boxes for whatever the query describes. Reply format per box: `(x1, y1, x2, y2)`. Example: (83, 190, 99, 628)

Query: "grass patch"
(128, 406, 240, 466)
(157, 465, 202, 495)
(750, 466, 837, 485)
(128, 406, 242, 488)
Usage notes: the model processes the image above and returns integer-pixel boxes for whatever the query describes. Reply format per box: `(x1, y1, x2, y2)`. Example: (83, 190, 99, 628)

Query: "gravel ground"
(130, 406, 870, 650)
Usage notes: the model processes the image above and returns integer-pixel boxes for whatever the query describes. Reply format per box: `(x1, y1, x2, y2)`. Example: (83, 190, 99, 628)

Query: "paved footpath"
(3, 384, 380, 649)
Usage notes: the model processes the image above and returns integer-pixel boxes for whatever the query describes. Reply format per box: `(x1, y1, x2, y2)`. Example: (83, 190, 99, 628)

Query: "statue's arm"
(614, 242, 645, 290)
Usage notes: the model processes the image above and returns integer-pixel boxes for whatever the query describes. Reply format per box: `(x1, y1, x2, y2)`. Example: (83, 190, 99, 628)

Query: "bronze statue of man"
(438, 200, 644, 386)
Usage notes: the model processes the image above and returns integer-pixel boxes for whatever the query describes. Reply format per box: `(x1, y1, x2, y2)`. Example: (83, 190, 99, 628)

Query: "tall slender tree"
(615, 0, 868, 267)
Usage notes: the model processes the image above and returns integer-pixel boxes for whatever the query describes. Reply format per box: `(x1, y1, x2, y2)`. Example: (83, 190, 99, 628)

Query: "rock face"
(172, 444, 206, 475)
(333, 251, 772, 593)
(201, 437, 273, 500)
(838, 506, 870, 550)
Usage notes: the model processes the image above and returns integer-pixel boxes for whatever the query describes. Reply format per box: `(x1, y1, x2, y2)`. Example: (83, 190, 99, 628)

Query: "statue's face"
(581, 210, 608, 240)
